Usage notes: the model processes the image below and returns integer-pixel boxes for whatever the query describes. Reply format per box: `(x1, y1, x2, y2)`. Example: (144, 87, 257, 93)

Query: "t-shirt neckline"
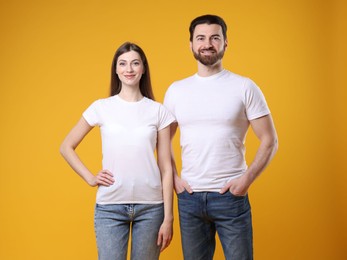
(115, 95, 146, 104)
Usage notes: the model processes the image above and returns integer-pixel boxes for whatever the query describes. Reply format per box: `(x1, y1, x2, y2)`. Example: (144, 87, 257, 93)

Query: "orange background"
(1, 0, 346, 259)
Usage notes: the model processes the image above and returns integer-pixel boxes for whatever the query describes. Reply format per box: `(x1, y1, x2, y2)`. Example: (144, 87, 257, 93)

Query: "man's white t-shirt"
(164, 70, 270, 192)
(83, 95, 175, 204)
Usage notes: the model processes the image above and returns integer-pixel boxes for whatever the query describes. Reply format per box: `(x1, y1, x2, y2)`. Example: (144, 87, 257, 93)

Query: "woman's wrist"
(163, 215, 174, 223)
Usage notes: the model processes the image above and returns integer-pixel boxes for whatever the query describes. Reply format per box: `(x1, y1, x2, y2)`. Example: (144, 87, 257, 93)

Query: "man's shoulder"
(224, 70, 251, 82)
(169, 74, 196, 88)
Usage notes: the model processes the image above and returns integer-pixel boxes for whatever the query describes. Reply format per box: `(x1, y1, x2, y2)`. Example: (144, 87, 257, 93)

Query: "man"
(164, 14, 278, 260)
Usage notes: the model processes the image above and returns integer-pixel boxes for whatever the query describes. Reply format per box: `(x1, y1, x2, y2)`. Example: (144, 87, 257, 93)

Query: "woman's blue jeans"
(94, 203, 164, 260)
(177, 191, 253, 260)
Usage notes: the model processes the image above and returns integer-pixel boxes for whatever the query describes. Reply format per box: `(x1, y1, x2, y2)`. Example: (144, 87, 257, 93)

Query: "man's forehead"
(194, 24, 223, 36)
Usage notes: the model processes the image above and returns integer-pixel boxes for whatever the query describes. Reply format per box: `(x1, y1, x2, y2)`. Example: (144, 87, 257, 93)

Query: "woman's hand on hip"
(88, 169, 115, 187)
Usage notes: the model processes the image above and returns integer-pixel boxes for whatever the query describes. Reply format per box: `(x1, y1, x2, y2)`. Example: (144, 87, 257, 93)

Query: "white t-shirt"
(83, 95, 175, 204)
(164, 69, 270, 192)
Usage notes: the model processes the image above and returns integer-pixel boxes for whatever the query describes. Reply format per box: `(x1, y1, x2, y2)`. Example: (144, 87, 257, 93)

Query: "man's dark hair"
(189, 14, 227, 41)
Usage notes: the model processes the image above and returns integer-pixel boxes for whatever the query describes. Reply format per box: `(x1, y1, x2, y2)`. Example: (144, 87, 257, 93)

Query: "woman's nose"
(126, 64, 133, 72)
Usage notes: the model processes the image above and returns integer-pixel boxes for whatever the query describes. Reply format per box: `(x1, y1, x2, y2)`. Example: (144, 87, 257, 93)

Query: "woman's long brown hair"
(110, 42, 155, 100)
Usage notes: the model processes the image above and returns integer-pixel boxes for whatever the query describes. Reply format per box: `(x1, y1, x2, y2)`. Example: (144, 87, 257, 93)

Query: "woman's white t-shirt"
(83, 95, 175, 204)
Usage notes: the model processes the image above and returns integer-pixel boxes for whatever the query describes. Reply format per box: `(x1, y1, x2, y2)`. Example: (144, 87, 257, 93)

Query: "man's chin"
(198, 58, 219, 66)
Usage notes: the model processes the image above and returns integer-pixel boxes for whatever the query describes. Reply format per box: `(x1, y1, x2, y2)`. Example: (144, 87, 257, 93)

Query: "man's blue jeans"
(177, 191, 253, 260)
(94, 203, 163, 260)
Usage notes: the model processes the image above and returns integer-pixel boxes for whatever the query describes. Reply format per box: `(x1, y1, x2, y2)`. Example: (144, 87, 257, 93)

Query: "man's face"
(191, 23, 227, 66)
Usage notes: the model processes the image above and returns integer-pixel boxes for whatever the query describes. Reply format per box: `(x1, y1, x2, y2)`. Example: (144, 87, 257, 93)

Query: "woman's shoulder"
(86, 96, 117, 111)
(143, 97, 161, 106)
(143, 98, 171, 112)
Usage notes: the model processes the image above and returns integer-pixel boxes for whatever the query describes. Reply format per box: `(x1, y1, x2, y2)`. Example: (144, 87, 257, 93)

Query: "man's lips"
(200, 49, 215, 55)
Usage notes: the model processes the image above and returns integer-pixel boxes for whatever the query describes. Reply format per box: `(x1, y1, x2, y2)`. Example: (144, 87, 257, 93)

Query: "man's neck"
(197, 61, 224, 77)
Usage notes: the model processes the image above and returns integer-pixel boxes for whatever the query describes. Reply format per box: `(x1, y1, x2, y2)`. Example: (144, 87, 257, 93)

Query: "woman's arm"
(156, 125, 174, 251)
(60, 117, 114, 187)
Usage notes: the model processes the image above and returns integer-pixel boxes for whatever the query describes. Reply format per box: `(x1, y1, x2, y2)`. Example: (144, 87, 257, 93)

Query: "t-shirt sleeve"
(244, 79, 271, 120)
(163, 85, 177, 121)
(157, 104, 175, 131)
(82, 100, 101, 126)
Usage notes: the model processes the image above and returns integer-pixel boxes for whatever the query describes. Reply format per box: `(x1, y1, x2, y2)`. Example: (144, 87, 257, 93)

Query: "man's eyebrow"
(195, 34, 221, 39)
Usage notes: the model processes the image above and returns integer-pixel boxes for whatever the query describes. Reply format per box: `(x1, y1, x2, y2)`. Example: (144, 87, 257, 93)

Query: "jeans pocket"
(229, 191, 247, 198)
(177, 190, 193, 201)
(177, 189, 187, 197)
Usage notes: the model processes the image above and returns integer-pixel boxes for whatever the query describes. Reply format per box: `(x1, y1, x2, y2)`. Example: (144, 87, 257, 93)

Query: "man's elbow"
(263, 134, 278, 155)
(271, 136, 279, 155)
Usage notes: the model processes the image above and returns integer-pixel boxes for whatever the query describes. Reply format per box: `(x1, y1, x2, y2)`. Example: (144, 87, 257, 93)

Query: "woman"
(60, 42, 174, 260)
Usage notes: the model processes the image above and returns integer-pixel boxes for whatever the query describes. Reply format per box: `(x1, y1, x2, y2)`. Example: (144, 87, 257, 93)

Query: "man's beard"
(193, 47, 225, 66)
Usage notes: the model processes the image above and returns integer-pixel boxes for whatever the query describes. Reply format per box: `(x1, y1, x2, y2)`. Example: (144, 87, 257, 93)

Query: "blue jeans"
(178, 191, 253, 260)
(94, 203, 164, 260)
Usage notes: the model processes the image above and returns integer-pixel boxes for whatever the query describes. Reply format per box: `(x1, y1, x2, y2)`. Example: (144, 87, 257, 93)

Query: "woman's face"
(116, 50, 145, 88)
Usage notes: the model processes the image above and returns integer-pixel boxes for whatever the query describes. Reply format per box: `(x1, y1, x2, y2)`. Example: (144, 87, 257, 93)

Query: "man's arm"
(170, 122, 193, 194)
(220, 114, 278, 195)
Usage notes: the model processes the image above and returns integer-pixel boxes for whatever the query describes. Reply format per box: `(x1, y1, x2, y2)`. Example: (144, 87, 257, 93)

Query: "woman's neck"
(118, 87, 143, 102)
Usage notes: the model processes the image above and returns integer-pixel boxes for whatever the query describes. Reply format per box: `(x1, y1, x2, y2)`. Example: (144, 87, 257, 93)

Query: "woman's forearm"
(60, 144, 96, 186)
(161, 168, 174, 222)
(60, 117, 96, 186)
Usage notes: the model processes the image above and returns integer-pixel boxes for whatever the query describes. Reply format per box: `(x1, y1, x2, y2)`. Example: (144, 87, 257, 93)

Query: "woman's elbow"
(59, 142, 67, 157)
(59, 141, 72, 158)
